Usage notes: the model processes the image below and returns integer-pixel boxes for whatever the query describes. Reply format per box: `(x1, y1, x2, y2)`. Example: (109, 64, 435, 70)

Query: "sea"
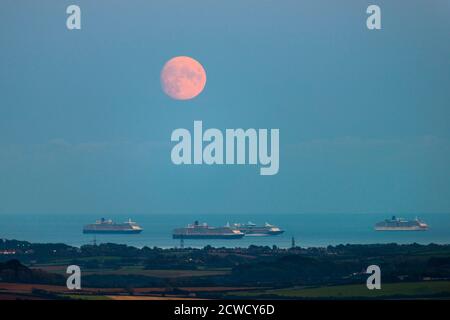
(1, 213, 450, 249)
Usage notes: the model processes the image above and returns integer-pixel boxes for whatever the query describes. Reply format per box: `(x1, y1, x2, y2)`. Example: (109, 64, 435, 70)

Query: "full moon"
(160, 56, 207, 100)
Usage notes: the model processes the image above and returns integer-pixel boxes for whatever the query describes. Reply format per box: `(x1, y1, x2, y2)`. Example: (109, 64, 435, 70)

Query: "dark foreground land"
(1, 239, 450, 300)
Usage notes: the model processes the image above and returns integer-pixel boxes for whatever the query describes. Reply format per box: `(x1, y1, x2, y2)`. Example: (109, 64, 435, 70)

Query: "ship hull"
(83, 229, 143, 234)
(242, 230, 284, 236)
(173, 234, 244, 239)
(375, 227, 427, 231)
(233, 225, 284, 236)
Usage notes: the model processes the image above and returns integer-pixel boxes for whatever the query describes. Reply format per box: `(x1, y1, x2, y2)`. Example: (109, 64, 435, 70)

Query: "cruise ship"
(83, 218, 143, 234)
(375, 216, 428, 231)
(172, 221, 245, 239)
(231, 222, 284, 236)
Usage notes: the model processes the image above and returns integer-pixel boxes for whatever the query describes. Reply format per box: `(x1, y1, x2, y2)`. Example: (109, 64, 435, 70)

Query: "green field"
(230, 281, 450, 299)
(34, 264, 231, 278)
(87, 266, 231, 278)
(63, 294, 112, 300)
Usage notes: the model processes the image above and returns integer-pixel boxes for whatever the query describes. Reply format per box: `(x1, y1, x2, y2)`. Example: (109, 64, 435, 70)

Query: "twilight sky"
(0, 0, 449, 215)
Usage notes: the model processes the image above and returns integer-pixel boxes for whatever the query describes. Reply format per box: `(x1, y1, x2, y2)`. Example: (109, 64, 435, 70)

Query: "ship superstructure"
(231, 222, 284, 236)
(172, 221, 245, 239)
(83, 218, 143, 234)
(375, 216, 428, 231)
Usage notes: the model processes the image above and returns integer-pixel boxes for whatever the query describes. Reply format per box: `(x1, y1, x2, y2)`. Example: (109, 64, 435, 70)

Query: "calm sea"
(1, 213, 449, 249)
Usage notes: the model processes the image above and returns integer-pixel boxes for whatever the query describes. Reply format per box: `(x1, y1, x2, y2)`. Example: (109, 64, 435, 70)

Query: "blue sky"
(0, 0, 449, 214)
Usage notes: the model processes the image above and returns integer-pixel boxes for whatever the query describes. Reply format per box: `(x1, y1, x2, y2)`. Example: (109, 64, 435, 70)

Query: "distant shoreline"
(1, 213, 449, 249)
(2, 237, 450, 251)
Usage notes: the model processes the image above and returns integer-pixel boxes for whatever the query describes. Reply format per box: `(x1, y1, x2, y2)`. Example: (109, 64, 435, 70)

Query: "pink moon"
(160, 56, 207, 100)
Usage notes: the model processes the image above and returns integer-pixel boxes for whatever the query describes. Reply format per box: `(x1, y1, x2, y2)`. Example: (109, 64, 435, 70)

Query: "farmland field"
(230, 281, 450, 299)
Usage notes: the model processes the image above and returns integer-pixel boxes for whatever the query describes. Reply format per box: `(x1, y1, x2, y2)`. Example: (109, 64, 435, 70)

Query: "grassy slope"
(33, 264, 231, 278)
(231, 281, 450, 299)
